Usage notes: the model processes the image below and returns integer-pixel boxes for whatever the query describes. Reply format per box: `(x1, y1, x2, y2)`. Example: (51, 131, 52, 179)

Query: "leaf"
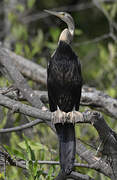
(110, 2, 117, 18)
(46, 167, 53, 180)
(75, 29, 83, 36)
(27, 0, 35, 9)
(33, 161, 38, 177)
(23, 135, 35, 161)
(12, 24, 28, 41)
(16, 4, 25, 12)
(45, 42, 57, 50)
(31, 29, 44, 55)
(50, 28, 60, 42)
(18, 140, 48, 151)
(15, 43, 23, 55)
(4, 145, 26, 160)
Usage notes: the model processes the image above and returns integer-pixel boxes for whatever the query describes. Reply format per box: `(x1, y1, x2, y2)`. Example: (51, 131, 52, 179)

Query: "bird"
(45, 10, 82, 176)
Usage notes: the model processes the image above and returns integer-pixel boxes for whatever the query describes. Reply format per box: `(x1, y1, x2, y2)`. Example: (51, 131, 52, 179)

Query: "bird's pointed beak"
(44, 9, 63, 19)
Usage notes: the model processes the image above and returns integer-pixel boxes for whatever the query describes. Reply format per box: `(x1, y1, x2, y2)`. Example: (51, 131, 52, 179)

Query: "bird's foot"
(67, 111, 83, 124)
(52, 109, 66, 125)
(52, 109, 83, 124)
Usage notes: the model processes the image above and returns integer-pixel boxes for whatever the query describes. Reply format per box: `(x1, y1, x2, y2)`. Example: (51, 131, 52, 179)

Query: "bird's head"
(44, 10, 75, 44)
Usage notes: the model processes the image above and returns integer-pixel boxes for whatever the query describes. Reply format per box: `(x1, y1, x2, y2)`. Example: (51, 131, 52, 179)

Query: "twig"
(93, 0, 117, 39)
(74, 33, 111, 46)
(0, 118, 43, 133)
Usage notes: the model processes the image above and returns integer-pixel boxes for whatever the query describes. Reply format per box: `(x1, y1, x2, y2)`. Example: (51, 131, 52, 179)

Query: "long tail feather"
(55, 123, 76, 175)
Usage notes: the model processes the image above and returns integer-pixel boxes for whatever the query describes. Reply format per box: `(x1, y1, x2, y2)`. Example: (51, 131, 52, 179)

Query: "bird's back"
(47, 41, 82, 112)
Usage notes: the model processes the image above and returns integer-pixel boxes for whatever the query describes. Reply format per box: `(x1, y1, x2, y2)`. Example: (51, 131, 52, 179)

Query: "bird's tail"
(55, 123, 76, 175)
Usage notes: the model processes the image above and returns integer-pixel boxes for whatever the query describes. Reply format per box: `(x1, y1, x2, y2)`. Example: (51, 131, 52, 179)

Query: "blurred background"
(0, 0, 117, 179)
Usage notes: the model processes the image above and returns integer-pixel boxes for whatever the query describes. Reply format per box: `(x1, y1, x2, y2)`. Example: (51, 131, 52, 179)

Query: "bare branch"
(74, 33, 111, 46)
(0, 48, 44, 109)
(0, 94, 51, 123)
(81, 86, 117, 119)
(0, 48, 47, 85)
(93, 0, 117, 41)
(1, 86, 117, 121)
(35, 87, 117, 119)
(0, 118, 43, 133)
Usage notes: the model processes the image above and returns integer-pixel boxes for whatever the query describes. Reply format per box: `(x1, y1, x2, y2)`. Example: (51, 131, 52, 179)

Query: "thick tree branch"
(1, 85, 117, 120)
(0, 48, 44, 109)
(0, 94, 51, 123)
(78, 110, 117, 179)
(35, 87, 117, 119)
(81, 86, 117, 119)
(91, 111, 117, 180)
(0, 48, 47, 85)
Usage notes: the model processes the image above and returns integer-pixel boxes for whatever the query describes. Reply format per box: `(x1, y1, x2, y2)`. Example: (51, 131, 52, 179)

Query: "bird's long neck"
(67, 20, 75, 37)
(59, 29, 72, 45)
(59, 21, 75, 45)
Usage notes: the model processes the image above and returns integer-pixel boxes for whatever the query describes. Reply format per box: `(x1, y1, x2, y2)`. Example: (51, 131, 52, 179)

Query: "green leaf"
(18, 140, 48, 151)
(8, 12, 17, 23)
(24, 45, 32, 59)
(27, 0, 35, 9)
(31, 29, 44, 55)
(33, 161, 38, 177)
(12, 24, 28, 41)
(23, 135, 35, 161)
(16, 4, 25, 12)
(50, 28, 60, 42)
(15, 43, 23, 55)
(75, 29, 83, 36)
(46, 167, 53, 179)
(45, 42, 57, 50)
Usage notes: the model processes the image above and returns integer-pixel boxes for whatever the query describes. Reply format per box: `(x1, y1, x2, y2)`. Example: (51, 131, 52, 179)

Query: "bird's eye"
(61, 12, 65, 16)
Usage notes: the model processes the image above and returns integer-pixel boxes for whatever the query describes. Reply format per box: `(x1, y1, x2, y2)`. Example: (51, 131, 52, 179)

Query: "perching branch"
(1, 85, 117, 120)
(35, 87, 117, 119)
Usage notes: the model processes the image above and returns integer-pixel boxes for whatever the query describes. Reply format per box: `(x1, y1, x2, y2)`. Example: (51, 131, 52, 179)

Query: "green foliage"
(16, 4, 25, 13)
(4, 135, 56, 179)
(28, 0, 35, 9)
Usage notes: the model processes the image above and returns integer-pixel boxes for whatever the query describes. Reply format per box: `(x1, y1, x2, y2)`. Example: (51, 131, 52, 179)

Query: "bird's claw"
(52, 110, 82, 125)
(51, 109, 66, 125)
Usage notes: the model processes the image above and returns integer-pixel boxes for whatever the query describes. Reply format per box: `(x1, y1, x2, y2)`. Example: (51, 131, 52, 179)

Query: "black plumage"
(47, 41, 82, 113)
(47, 40, 82, 175)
